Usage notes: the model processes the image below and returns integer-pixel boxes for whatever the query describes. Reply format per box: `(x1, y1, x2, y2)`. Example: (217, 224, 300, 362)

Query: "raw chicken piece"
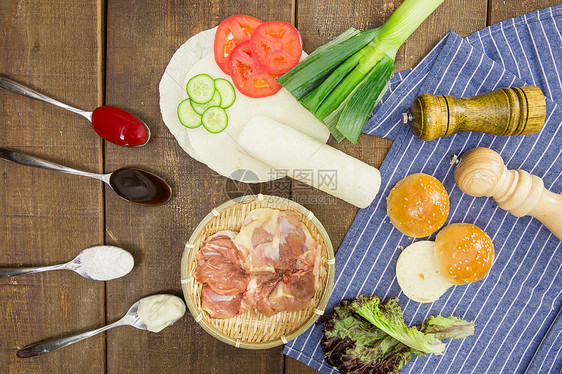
(235, 208, 316, 273)
(242, 273, 283, 317)
(267, 270, 316, 312)
(288, 237, 323, 291)
(196, 231, 243, 266)
(195, 257, 248, 296)
(235, 208, 280, 262)
(276, 211, 308, 270)
(235, 209, 322, 316)
(201, 286, 243, 318)
(195, 231, 249, 296)
(196, 209, 322, 318)
(243, 243, 277, 273)
(243, 270, 317, 317)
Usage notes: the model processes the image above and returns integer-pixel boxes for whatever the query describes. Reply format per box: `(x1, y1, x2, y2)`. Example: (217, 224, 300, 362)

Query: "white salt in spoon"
(0, 245, 134, 281)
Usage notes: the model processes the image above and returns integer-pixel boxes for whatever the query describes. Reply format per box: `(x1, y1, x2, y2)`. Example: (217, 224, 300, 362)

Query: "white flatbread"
(396, 241, 453, 303)
(159, 27, 330, 182)
(159, 27, 217, 163)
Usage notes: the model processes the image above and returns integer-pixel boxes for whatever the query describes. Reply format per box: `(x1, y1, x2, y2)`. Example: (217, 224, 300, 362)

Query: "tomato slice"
(229, 41, 282, 98)
(214, 14, 263, 74)
(249, 21, 302, 75)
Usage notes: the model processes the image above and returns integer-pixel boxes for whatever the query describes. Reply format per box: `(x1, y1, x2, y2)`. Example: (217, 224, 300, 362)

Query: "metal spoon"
(0, 245, 133, 280)
(0, 75, 151, 147)
(17, 299, 148, 358)
(0, 148, 171, 205)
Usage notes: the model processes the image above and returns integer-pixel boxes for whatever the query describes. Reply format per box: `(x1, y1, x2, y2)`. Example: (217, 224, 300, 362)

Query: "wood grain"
(489, 0, 561, 24)
(103, 1, 293, 373)
(0, 0, 104, 372)
(454, 147, 562, 240)
(0, 1, 557, 373)
(410, 86, 546, 140)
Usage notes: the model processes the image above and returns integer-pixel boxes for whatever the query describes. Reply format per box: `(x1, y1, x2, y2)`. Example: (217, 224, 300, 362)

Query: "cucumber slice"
(202, 107, 228, 133)
(191, 89, 222, 115)
(187, 74, 215, 104)
(214, 78, 236, 109)
(177, 99, 201, 128)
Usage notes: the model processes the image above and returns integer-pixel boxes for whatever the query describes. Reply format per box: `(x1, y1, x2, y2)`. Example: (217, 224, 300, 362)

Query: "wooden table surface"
(0, 0, 558, 372)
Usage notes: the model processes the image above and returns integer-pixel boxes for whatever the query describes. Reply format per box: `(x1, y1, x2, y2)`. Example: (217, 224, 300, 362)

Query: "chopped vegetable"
(177, 99, 202, 128)
(249, 21, 303, 74)
(202, 106, 228, 133)
(214, 78, 236, 108)
(178, 74, 235, 133)
(319, 296, 474, 373)
(191, 89, 222, 115)
(229, 41, 282, 98)
(213, 15, 303, 98)
(278, 0, 445, 143)
(162, 27, 329, 182)
(187, 74, 215, 104)
(214, 14, 264, 74)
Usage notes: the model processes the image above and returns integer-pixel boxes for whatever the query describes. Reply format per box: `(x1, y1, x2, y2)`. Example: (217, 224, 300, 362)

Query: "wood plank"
(488, 0, 560, 24)
(103, 1, 294, 372)
(287, 0, 488, 373)
(0, 0, 104, 372)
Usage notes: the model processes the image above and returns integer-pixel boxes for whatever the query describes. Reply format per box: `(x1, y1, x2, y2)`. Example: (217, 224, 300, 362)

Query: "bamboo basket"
(180, 194, 335, 349)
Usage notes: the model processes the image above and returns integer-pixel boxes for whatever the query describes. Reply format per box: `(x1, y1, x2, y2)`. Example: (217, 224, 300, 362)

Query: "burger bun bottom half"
(396, 241, 453, 303)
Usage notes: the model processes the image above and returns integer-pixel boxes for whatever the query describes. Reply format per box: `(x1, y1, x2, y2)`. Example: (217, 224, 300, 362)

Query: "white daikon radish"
(238, 116, 381, 208)
(395, 241, 453, 303)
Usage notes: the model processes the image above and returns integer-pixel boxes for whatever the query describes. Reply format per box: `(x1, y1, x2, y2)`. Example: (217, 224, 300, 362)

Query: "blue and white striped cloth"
(284, 5, 562, 373)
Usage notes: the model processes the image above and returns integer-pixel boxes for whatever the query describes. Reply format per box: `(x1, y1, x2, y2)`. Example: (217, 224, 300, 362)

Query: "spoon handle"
(17, 319, 124, 358)
(0, 264, 66, 278)
(0, 76, 92, 119)
(0, 148, 105, 181)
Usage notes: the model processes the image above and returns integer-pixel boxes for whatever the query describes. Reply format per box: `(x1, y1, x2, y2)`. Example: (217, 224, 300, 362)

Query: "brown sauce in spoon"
(109, 168, 171, 205)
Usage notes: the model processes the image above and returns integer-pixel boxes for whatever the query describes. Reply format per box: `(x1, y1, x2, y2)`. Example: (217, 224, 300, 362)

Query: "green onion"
(338, 55, 394, 143)
(278, 0, 445, 143)
(278, 28, 379, 99)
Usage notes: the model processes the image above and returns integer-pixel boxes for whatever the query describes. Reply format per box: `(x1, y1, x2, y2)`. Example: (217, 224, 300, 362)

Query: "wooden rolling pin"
(452, 147, 562, 240)
(401, 86, 546, 140)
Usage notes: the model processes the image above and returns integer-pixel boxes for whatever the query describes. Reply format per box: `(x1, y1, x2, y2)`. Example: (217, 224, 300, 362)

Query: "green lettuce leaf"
(350, 296, 445, 355)
(318, 296, 475, 373)
(320, 300, 412, 374)
(421, 315, 475, 340)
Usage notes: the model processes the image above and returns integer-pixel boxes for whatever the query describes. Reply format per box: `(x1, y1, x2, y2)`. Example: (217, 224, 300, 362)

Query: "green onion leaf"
(277, 28, 378, 99)
(337, 55, 394, 143)
(278, 0, 444, 142)
(300, 51, 362, 114)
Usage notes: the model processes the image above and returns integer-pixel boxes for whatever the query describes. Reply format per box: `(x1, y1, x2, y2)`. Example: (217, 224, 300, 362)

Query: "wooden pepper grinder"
(402, 86, 546, 140)
(452, 147, 562, 240)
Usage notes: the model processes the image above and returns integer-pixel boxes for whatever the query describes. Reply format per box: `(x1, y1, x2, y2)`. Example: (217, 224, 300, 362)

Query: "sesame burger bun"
(387, 173, 450, 237)
(435, 223, 495, 285)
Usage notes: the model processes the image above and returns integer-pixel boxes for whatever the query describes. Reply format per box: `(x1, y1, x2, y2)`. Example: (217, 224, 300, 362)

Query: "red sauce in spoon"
(91, 106, 149, 146)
